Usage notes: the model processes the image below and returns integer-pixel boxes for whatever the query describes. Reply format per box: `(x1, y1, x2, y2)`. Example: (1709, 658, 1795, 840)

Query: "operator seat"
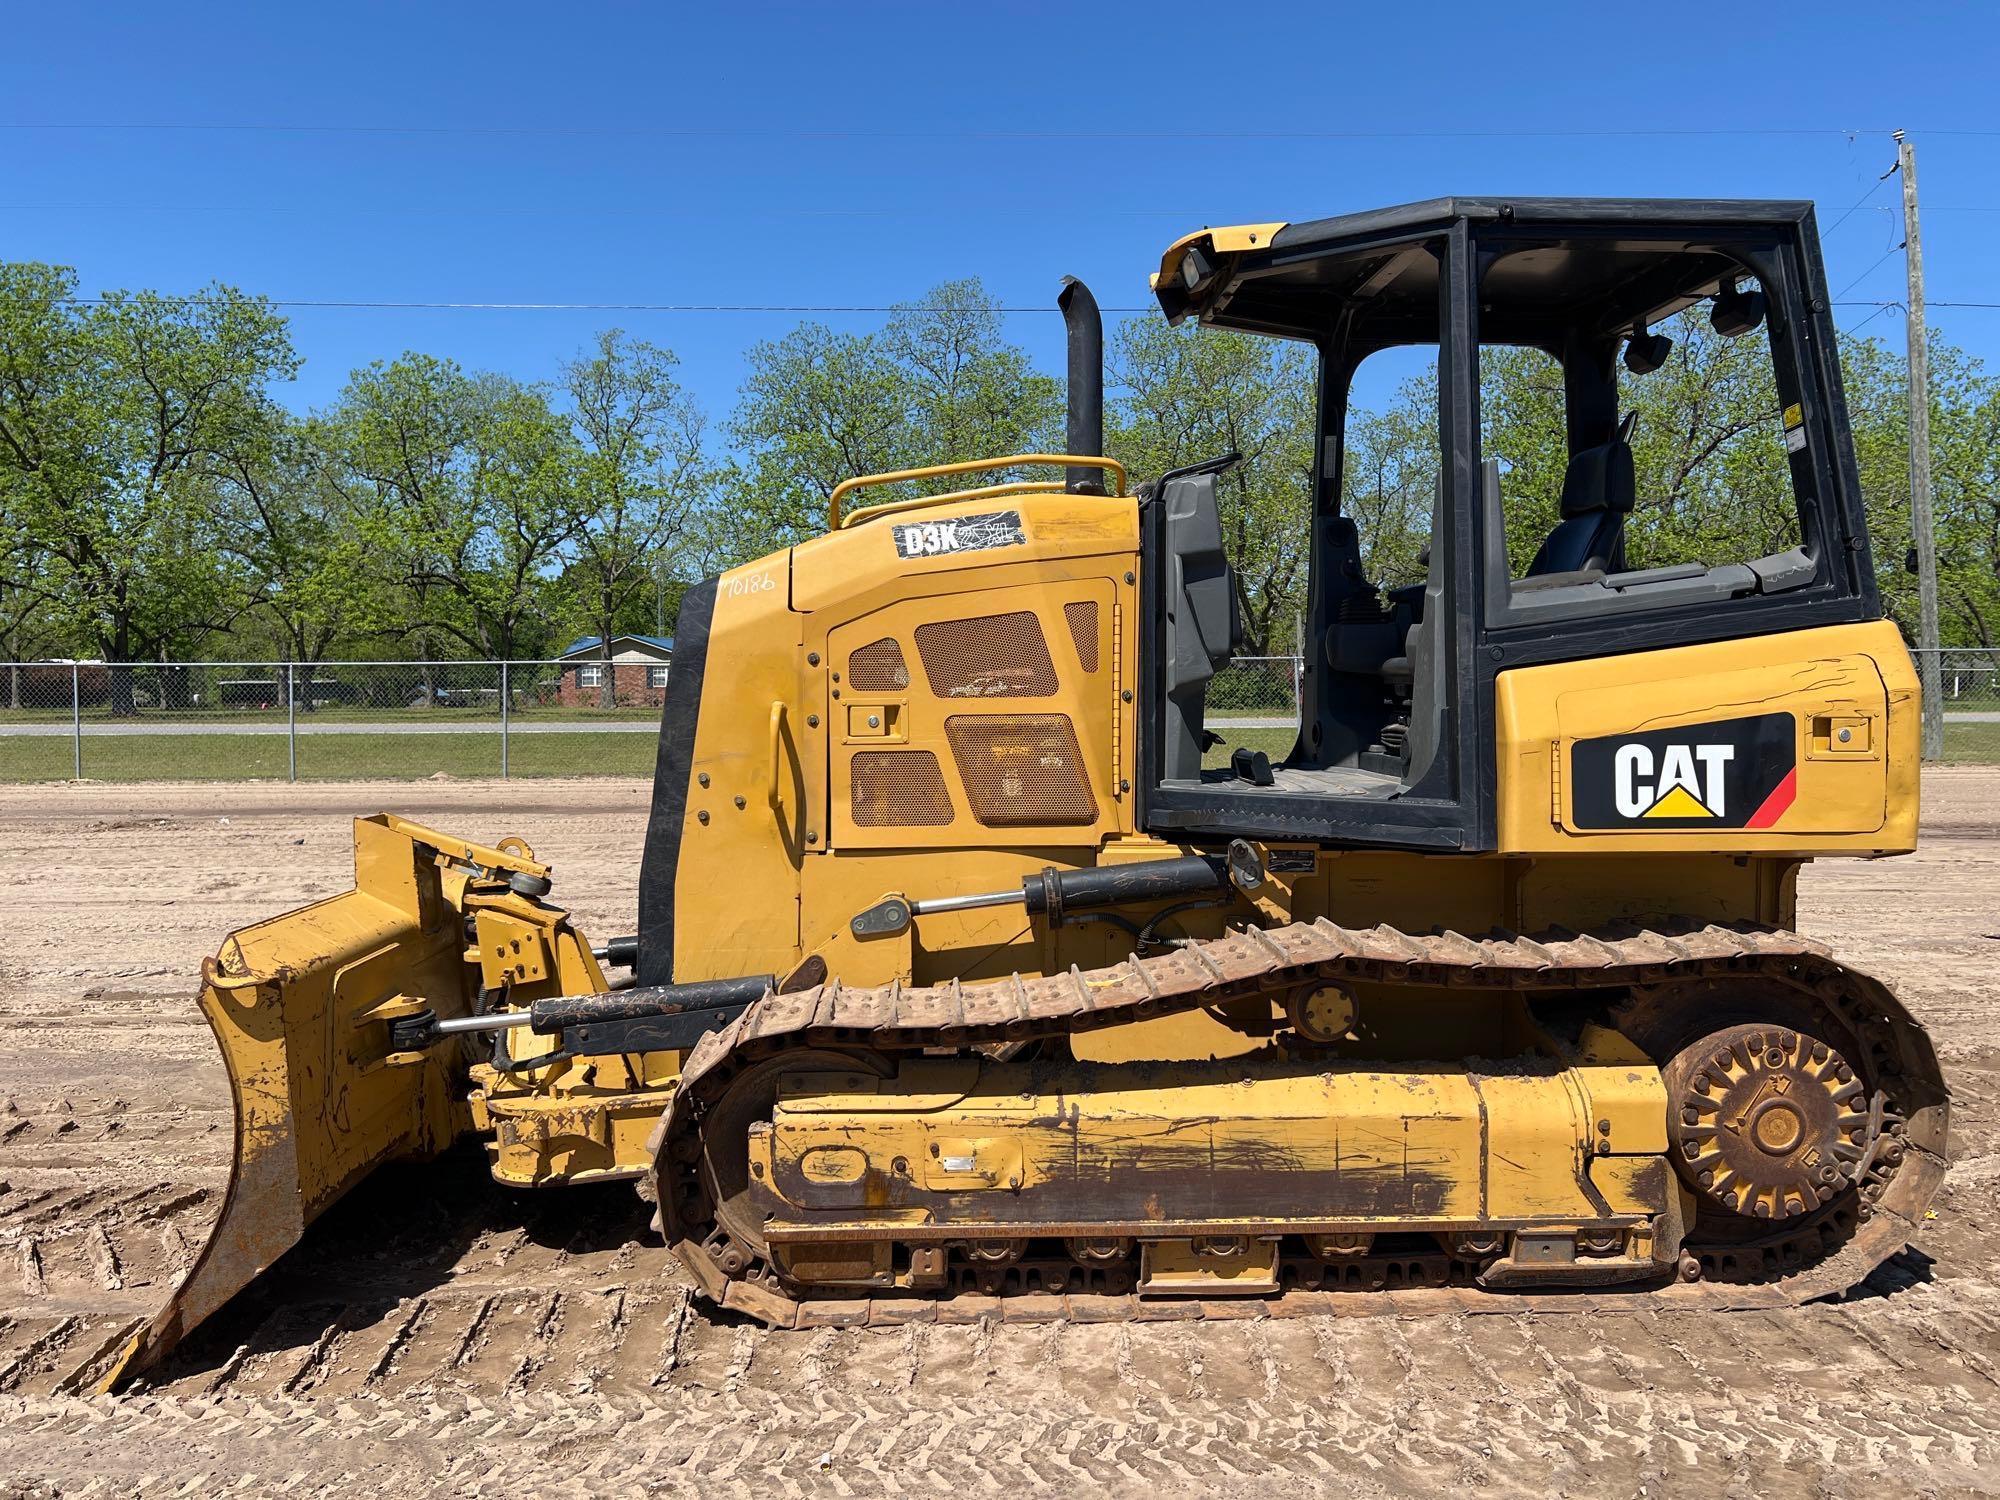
(1525, 416, 1636, 577)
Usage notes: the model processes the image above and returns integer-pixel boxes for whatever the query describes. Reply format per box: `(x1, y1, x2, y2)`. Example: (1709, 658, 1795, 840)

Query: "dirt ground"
(3, 773, 1999, 1498)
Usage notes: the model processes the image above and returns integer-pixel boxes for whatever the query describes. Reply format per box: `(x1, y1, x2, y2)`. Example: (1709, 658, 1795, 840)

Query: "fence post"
(286, 662, 297, 783)
(500, 661, 510, 780)
(71, 661, 82, 780)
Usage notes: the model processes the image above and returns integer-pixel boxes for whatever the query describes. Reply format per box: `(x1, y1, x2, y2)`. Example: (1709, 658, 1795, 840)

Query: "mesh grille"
(848, 637, 910, 692)
(850, 750, 954, 827)
(1063, 601, 1099, 673)
(915, 612, 1057, 698)
(945, 714, 1097, 826)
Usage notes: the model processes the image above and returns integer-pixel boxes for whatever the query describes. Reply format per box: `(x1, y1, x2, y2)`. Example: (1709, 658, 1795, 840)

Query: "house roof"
(559, 634, 674, 660)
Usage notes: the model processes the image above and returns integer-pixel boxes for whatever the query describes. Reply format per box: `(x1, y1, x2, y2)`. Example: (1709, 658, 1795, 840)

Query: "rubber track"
(648, 919, 1951, 1328)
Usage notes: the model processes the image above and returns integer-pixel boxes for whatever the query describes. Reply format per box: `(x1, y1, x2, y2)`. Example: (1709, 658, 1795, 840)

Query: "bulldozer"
(107, 197, 1948, 1386)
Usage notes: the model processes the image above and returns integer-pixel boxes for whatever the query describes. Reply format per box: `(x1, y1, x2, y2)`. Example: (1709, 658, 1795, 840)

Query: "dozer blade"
(102, 816, 479, 1389)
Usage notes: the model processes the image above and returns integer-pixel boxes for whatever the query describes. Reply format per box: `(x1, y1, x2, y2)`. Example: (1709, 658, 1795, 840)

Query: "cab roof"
(1152, 197, 1819, 336)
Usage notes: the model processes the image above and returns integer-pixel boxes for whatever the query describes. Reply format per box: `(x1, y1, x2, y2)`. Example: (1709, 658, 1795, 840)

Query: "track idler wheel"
(1663, 1022, 1870, 1222)
(694, 1048, 891, 1279)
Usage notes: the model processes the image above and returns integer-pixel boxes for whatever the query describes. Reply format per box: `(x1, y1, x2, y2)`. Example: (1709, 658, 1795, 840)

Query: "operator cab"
(1138, 198, 1879, 851)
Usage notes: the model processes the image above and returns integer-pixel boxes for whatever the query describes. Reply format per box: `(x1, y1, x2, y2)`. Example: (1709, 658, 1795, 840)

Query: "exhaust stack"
(1058, 275, 1104, 495)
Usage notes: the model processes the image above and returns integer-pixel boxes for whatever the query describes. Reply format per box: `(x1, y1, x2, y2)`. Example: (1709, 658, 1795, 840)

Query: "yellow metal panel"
(1494, 621, 1917, 854)
(1475, 1075, 1592, 1217)
(650, 488, 1142, 990)
(1149, 222, 1289, 291)
(758, 1054, 1651, 1233)
(672, 556, 808, 981)
(484, 1079, 677, 1187)
(792, 490, 1138, 614)
(800, 847, 1053, 989)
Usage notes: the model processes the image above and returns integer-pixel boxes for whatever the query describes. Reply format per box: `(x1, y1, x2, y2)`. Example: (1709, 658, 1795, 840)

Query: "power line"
(1839, 302, 1903, 335)
(1839, 299, 2000, 308)
(1821, 159, 1901, 234)
(1833, 244, 1908, 301)
(0, 122, 1946, 141)
(0, 202, 1212, 218)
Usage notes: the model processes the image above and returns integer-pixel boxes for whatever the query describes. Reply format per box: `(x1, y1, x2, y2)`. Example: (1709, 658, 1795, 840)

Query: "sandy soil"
(3, 772, 1999, 1497)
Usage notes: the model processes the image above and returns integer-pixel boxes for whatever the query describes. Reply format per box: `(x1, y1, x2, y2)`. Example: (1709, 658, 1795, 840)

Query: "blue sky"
(4, 1, 1995, 429)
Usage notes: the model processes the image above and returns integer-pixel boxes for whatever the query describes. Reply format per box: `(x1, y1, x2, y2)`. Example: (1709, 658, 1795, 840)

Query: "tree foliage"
(4, 255, 1997, 696)
(1108, 320, 1317, 653)
(730, 279, 1061, 546)
(560, 330, 710, 703)
(0, 264, 296, 700)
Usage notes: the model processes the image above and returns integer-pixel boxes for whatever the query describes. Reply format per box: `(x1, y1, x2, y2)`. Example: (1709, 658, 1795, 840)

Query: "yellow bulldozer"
(108, 197, 1948, 1386)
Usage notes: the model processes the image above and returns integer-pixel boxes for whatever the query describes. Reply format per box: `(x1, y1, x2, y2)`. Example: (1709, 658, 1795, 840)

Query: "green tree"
(1109, 319, 1317, 653)
(320, 355, 577, 671)
(0, 487, 65, 706)
(1835, 330, 2000, 654)
(728, 279, 1062, 550)
(560, 330, 709, 706)
(1924, 339, 2000, 653)
(0, 263, 295, 710)
(1343, 362, 1442, 589)
(213, 414, 385, 683)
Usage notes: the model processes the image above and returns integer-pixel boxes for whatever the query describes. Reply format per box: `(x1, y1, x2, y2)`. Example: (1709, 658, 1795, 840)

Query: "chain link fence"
(1923, 648, 2000, 764)
(3, 648, 1993, 782)
(0, 660, 666, 781)
(1205, 656, 1305, 725)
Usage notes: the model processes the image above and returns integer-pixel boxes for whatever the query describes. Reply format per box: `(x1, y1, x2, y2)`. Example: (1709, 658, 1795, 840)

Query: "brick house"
(553, 635, 674, 707)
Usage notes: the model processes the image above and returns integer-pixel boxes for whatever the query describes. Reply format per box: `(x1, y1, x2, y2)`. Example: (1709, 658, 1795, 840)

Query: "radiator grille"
(847, 637, 910, 692)
(915, 612, 1057, 698)
(945, 714, 1097, 826)
(1063, 600, 1099, 673)
(850, 750, 954, 827)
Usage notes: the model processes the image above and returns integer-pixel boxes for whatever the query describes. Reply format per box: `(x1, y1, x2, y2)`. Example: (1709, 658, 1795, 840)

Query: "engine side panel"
(1494, 620, 1918, 855)
(667, 490, 1141, 987)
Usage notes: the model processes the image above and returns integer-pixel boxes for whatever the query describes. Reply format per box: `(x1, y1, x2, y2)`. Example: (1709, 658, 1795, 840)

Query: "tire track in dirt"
(9, 1298, 2000, 1499)
(5, 774, 2000, 1495)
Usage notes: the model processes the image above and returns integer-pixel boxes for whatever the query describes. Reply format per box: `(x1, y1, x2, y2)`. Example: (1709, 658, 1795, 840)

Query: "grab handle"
(767, 701, 788, 812)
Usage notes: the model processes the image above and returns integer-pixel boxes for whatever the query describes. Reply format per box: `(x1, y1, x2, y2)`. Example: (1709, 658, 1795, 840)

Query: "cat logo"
(1571, 712, 1797, 831)
(1614, 743, 1734, 819)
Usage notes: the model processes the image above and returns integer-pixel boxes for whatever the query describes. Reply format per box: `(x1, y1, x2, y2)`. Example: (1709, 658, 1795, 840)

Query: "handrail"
(833, 481, 1075, 531)
(827, 453, 1126, 531)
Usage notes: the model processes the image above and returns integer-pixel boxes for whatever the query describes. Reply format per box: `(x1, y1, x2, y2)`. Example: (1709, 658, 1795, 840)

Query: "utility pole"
(1896, 129, 1944, 762)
